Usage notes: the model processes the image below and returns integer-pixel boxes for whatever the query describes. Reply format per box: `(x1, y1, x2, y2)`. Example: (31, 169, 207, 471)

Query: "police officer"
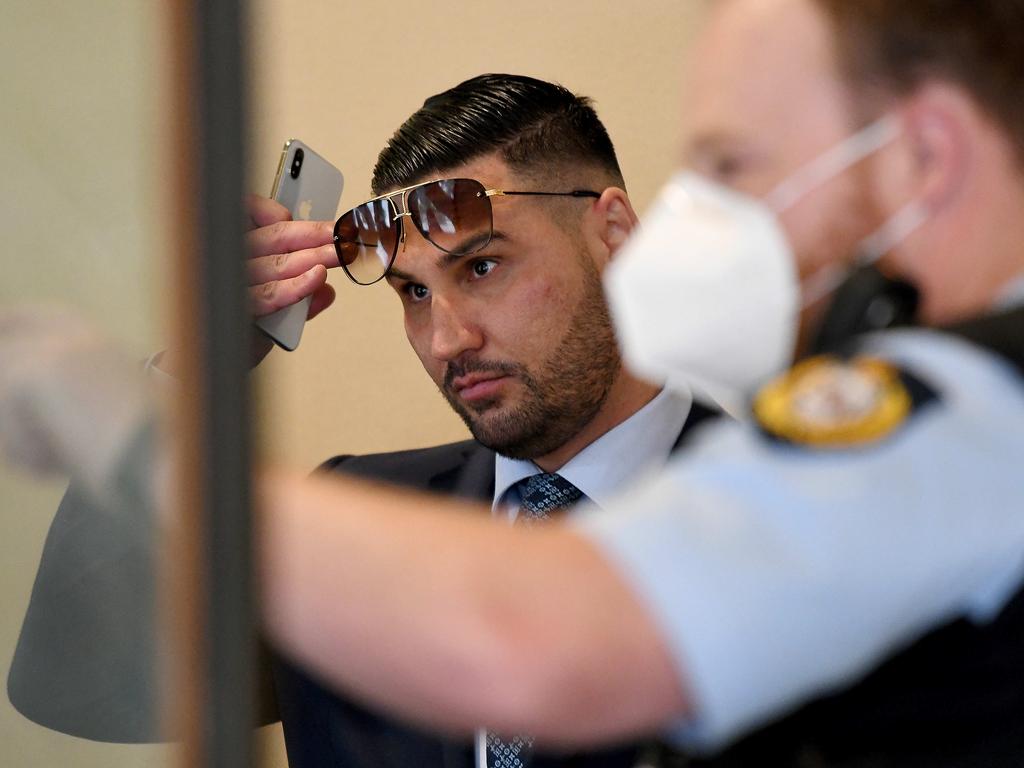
(2, 1, 1024, 767)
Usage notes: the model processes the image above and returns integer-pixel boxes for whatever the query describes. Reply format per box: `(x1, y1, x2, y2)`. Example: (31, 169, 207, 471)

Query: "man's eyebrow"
(434, 231, 509, 271)
(682, 130, 746, 164)
(386, 266, 414, 282)
(385, 232, 510, 283)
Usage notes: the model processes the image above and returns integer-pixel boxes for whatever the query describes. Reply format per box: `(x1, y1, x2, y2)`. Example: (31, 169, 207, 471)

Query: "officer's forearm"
(256, 469, 691, 747)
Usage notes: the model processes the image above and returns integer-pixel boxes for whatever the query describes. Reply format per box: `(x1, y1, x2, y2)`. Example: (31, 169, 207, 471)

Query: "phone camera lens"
(290, 148, 304, 179)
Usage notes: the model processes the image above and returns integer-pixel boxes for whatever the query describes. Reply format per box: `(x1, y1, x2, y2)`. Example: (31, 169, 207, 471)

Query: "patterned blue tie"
(487, 473, 585, 768)
(515, 471, 584, 523)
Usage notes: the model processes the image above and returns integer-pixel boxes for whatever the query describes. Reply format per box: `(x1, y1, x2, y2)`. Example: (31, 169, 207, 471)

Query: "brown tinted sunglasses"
(335, 178, 601, 285)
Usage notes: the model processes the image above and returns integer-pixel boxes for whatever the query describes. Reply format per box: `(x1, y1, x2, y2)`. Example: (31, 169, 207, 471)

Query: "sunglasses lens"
(335, 199, 399, 285)
(407, 178, 492, 255)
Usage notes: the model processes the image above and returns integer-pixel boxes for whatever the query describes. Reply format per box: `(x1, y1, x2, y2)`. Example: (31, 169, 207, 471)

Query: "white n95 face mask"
(604, 171, 799, 404)
(604, 115, 923, 404)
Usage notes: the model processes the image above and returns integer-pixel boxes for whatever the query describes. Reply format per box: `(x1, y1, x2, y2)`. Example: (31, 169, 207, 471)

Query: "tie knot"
(516, 472, 583, 522)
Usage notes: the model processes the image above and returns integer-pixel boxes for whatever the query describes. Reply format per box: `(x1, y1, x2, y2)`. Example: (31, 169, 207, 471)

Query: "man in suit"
(8, 74, 713, 767)
(247, 72, 726, 766)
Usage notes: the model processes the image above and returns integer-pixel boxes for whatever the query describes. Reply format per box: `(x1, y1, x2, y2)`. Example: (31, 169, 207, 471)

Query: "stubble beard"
(440, 263, 622, 460)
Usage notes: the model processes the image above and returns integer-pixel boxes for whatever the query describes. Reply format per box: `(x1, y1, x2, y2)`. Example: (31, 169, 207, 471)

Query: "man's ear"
(588, 187, 639, 267)
(899, 84, 974, 213)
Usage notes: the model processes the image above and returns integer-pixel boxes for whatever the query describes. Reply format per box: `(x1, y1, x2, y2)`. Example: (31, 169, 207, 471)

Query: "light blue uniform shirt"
(492, 387, 692, 518)
(574, 327, 1024, 753)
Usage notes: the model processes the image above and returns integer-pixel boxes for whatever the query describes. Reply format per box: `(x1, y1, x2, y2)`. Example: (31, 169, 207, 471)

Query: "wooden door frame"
(167, 3, 257, 766)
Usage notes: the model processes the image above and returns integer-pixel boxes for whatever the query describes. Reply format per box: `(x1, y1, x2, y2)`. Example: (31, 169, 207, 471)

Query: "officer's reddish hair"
(815, 0, 1024, 165)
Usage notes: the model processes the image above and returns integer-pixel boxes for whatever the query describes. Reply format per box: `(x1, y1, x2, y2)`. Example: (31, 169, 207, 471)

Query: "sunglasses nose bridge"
(398, 212, 409, 252)
(380, 179, 494, 261)
(395, 187, 431, 254)
(382, 192, 410, 254)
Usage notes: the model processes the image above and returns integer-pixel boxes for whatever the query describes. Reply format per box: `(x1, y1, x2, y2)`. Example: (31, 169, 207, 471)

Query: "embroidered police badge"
(753, 355, 912, 448)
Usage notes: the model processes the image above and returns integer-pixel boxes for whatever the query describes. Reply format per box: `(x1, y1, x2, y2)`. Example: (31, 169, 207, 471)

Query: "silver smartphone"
(255, 139, 344, 351)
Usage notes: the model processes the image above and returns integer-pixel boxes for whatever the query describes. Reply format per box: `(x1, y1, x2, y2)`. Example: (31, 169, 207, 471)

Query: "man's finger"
(246, 220, 334, 260)
(246, 244, 340, 287)
(249, 265, 329, 317)
(246, 194, 292, 229)
(306, 283, 337, 322)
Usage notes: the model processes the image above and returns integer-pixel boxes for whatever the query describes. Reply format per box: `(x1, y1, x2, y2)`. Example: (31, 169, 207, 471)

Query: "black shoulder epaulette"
(944, 305, 1024, 376)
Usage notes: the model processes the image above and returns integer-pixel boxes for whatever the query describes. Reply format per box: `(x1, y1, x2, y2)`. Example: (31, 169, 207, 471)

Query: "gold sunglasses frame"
(334, 177, 601, 285)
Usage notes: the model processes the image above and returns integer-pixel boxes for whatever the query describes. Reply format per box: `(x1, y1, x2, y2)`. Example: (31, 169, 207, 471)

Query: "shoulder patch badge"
(753, 355, 912, 448)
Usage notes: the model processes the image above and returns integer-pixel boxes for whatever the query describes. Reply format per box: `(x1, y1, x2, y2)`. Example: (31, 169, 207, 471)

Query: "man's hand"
(160, 195, 341, 373)
(245, 195, 339, 318)
(245, 195, 340, 366)
(0, 306, 153, 502)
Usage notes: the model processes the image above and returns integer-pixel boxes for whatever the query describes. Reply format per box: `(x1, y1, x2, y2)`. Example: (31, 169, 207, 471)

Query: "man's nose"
(429, 294, 483, 361)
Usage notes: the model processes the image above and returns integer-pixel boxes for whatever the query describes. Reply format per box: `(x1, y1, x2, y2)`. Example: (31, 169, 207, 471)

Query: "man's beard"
(439, 262, 622, 460)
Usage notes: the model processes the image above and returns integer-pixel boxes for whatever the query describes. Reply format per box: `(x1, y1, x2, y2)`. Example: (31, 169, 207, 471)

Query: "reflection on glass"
(0, 3, 171, 766)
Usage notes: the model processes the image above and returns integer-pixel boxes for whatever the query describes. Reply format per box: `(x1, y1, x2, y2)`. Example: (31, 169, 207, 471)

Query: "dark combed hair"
(371, 73, 624, 195)
(816, 0, 1024, 164)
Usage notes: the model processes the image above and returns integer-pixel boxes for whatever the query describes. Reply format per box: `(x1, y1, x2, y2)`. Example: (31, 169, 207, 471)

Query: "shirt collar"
(492, 387, 692, 515)
(995, 272, 1024, 311)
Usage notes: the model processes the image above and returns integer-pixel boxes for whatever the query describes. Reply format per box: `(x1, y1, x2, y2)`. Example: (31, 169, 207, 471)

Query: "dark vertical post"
(167, 1, 254, 766)
(195, 2, 255, 766)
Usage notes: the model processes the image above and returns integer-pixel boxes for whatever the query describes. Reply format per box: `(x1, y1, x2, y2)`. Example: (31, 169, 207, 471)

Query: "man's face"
(383, 154, 621, 459)
(682, 0, 886, 283)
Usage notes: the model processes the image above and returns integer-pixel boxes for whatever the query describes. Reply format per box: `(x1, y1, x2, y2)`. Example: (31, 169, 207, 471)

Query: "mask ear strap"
(857, 199, 930, 265)
(799, 262, 849, 310)
(766, 115, 902, 213)
(797, 200, 929, 310)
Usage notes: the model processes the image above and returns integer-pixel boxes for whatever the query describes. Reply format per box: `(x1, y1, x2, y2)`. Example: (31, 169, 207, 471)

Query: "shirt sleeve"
(571, 331, 1024, 752)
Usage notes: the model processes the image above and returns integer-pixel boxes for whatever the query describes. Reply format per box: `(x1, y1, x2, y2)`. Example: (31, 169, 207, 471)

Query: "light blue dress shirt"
(574, 326, 1024, 753)
(491, 387, 692, 519)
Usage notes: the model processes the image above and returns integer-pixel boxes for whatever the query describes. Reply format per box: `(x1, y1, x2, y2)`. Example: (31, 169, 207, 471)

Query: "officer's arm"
(257, 469, 692, 748)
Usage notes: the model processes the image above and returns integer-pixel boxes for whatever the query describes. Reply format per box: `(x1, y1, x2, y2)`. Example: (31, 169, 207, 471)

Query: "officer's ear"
(587, 187, 639, 269)
(900, 83, 974, 213)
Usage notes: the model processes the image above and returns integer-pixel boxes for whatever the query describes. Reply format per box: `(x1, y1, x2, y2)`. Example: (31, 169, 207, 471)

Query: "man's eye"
(711, 154, 744, 182)
(470, 259, 497, 278)
(405, 283, 430, 302)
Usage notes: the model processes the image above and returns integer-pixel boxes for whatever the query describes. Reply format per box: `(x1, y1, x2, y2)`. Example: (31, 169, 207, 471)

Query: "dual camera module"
(290, 147, 304, 179)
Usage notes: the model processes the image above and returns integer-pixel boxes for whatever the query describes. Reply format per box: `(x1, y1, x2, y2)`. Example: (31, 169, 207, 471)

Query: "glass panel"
(0, 2, 171, 766)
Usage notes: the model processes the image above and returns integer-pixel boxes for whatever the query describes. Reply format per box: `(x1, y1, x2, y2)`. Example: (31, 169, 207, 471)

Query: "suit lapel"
(451, 442, 496, 504)
(671, 399, 723, 454)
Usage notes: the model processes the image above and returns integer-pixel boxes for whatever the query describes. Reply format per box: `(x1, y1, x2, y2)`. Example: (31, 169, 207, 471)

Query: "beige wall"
(2, 1, 704, 766)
